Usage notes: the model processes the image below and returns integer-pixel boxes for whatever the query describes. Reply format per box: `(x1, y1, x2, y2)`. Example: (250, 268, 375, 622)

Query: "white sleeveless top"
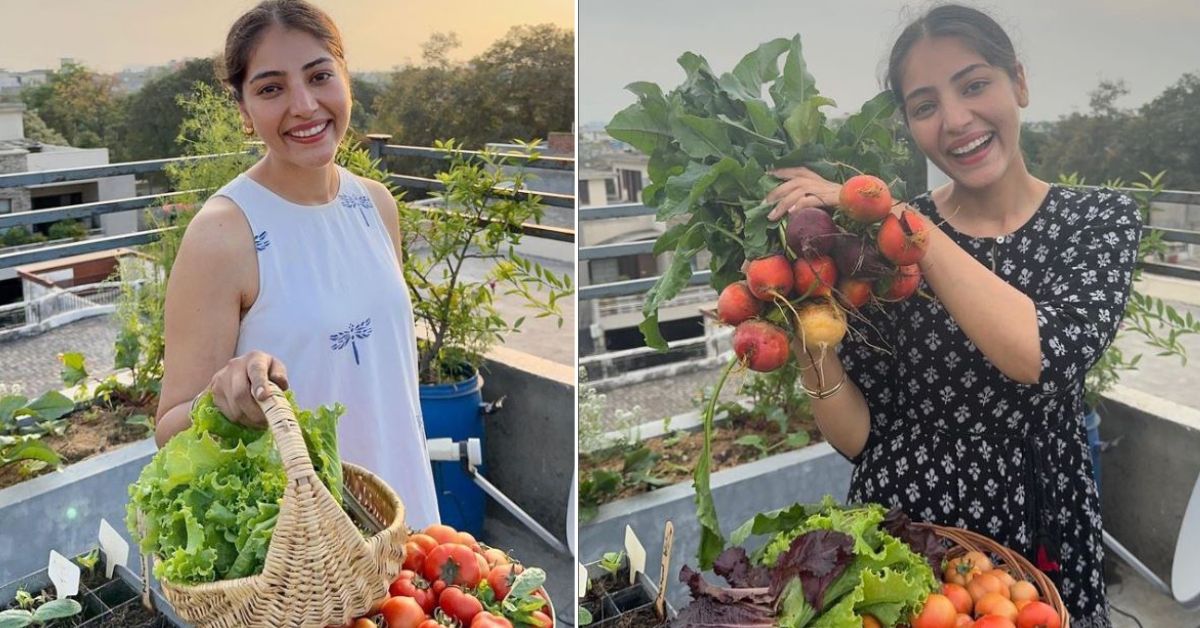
(215, 166, 440, 529)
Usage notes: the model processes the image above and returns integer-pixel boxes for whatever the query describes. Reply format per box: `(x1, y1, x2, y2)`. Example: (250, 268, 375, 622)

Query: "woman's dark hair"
(886, 4, 1020, 110)
(220, 0, 346, 102)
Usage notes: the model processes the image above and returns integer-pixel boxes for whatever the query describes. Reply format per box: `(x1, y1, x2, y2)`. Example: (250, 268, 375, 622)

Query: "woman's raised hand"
(766, 167, 842, 222)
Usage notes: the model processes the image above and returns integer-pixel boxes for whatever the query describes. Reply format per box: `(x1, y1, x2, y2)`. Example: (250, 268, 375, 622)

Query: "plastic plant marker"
(48, 550, 80, 598)
(98, 519, 130, 579)
(624, 525, 646, 586)
(578, 562, 588, 599)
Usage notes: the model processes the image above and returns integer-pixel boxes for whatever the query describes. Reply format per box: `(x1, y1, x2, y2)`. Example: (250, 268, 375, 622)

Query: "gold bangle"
(800, 371, 847, 400)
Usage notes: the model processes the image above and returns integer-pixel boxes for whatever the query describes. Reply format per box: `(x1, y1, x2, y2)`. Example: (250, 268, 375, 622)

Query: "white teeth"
(290, 122, 328, 138)
(950, 133, 993, 155)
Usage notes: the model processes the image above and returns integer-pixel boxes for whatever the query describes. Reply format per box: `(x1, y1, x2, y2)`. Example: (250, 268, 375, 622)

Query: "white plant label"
(624, 524, 646, 585)
(48, 550, 80, 598)
(99, 519, 129, 578)
(578, 562, 588, 599)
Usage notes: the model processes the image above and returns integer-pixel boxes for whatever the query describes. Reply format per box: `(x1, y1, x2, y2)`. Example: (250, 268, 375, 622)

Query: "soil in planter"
(611, 605, 668, 628)
(581, 411, 820, 504)
(0, 398, 157, 490)
(86, 598, 169, 628)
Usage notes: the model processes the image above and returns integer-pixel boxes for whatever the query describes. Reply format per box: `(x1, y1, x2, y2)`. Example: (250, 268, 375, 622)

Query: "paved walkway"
(0, 315, 120, 396)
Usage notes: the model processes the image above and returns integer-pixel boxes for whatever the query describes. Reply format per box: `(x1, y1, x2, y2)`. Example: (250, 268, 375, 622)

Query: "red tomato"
(487, 564, 518, 602)
(404, 541, 428, 573)
(453, 531, 481, 552)
(1015, 601, 1060, 628)
(438, 586, 483, 624)
(470, 611, 514, 628)
(353, 620, 378, 628)
(423, 524, 460, 545)
(380, 596, 427, 628)
(974, 617, 1016, 628)
(423, 543, 482, 588)
(912, 594, 958, 628)
(482, 548, 510, 568)
(418, 621, 450, 628)
(942, 583, 973, 615)
(390, 570, 436, 613)
(410, 534, 439, 554)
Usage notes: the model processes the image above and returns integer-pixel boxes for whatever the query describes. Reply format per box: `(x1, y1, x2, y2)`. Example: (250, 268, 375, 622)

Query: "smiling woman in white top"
(153, 0, 439, 529)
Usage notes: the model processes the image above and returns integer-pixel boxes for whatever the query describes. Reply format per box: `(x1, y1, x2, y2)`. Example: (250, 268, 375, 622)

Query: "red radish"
(745, 255, 793, 300)
(877, 209, 930, 265)
(792, 256, 837, 299)
(837, 278, 873, 309)
(794, 300, 848, 353)
(785, 207, 841, 258)
(717, 281, 762, 325)
(876, 264, 921, 301)
(732, 320, 790, 372)
(832, 236, 890, 281)
(839, 174, 893, 223)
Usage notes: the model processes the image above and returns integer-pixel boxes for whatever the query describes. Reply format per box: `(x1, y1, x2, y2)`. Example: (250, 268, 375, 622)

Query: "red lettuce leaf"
(672, 566, 774, 627)
(767, 529, 855, 610)
(882, 506, 947, 575)
(714, 547, 771, 589)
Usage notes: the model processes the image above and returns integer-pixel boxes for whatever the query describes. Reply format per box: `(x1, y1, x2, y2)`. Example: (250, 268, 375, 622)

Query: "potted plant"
(395, 139, 573, 535)
(1074, 170, 1200, 494)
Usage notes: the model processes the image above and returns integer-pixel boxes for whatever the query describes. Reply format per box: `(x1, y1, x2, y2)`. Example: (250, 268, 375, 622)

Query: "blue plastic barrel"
(419, 372, 486, 537)
(1084, 409, 1102, 496)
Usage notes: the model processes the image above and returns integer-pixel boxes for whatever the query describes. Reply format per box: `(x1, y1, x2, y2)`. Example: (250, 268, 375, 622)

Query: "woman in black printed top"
(762, 5, 1139, 626)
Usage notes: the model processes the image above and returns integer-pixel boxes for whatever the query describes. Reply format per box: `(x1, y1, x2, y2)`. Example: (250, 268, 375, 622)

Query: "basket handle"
(256, 382, 317, 484)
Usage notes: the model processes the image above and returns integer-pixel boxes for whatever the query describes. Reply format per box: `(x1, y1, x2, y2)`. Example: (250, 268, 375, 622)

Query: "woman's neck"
(934, 160, 1049, 238)
(247, 155, 340, 206)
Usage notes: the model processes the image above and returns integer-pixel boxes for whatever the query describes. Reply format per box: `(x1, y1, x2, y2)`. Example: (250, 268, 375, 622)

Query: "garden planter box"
(582, 559, 673, 627)
(1, 552, 186, 627)
(580, 441, 853, 610)
(0, 437, 156, 585)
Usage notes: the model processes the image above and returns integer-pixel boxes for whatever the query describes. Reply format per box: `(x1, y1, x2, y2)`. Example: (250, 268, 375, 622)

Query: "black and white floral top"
(839, 185, 1141, 627)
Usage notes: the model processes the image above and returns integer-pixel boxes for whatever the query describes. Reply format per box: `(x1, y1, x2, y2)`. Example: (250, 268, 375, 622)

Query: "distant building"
(578, 134, 722, 379)
(0, 103, 137, 303)
(0, 69, 49, 95)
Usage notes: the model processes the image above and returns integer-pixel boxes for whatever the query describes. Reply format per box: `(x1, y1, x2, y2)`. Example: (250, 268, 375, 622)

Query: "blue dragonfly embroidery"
(253, 230, 270, 251)
(330, 318, 372, 365)
(339, 193, 373, 227)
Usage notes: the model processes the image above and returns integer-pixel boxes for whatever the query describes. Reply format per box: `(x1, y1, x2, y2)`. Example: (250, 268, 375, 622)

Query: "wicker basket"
(916, 522, 1069, 627)
(142, 384, 408, 628)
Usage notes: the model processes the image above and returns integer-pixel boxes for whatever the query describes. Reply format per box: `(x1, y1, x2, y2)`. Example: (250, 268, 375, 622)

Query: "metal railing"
(577, 187, 1200, 381)
(578, 187, 1200, 300)
(0, 140, 576, 269)
(0, 280, 140, 333)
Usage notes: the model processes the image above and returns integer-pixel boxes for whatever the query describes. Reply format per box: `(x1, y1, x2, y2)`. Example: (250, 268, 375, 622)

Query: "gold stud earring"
(242, 122, 255, 136)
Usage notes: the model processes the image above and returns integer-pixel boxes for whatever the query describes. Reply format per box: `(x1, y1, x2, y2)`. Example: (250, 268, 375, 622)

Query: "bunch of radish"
(716, 173, 931, 374)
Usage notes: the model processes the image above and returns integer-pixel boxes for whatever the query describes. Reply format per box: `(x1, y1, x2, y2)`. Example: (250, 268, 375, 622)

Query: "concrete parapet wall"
(1099, 384, 1200, 583)
(480, 344, 575, 541)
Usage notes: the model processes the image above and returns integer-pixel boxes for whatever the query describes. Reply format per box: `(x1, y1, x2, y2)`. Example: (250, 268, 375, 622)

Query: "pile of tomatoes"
(905, 550, 1062, 628)
(338, 523, 554, 628)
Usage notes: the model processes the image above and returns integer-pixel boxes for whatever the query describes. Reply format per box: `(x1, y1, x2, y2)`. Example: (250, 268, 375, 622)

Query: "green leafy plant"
(126, 391, 343, 584)
(46, 220, 88, 241)
(1057, 172, 1200, 408)
(399, 139, 573, 384)
(0, 597, 82, 628)
(606, 35, 912, 350)
(74, 548, 101, 575)
(598, 551, 626, 577)
(1, 228, 48, 248)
